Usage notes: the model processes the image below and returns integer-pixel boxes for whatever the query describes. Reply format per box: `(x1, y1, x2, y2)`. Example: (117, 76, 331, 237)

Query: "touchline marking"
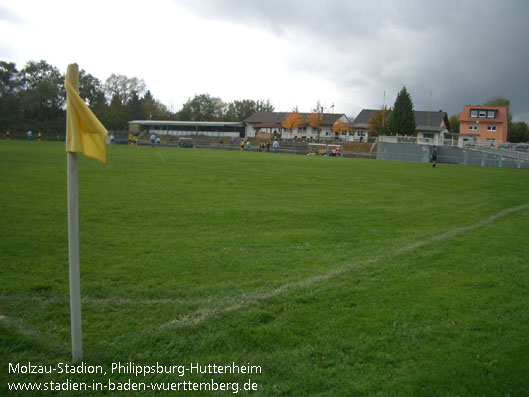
(0, 312, 67, 351)
(0, 296, 215, 306)
(157, 151, 166, 163)
(162, 202, 529, 329)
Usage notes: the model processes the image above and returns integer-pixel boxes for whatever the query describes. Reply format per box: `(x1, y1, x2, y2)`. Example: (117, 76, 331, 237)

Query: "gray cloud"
(176, 0, 529, 120)
(0, 4, 23, 23)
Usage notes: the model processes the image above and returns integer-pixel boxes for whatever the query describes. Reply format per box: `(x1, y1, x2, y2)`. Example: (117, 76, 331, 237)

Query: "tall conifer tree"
(388, 86, 416, 135)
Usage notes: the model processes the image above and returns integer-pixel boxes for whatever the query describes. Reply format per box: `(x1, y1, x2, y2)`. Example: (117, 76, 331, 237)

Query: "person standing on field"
(431, 147, 438, 168)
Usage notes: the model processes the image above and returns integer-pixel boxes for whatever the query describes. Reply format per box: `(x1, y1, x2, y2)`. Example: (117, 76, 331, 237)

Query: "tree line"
(0, 60, 274, 135)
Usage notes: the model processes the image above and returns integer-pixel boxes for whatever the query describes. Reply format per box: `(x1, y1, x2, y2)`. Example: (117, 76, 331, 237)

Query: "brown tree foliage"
(282, 106, 304, 130)
(307, 102, 323, 131)
(332, 120, 351, 133)
(368, 107, 390, 136)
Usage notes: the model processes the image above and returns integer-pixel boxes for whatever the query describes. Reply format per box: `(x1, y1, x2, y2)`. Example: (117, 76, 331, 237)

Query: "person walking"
(273, 139, 279, 153)
(431, 147, 438, 168)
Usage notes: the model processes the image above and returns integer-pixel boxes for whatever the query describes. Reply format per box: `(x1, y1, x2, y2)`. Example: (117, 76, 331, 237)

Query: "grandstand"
(128, 120, 245, 139)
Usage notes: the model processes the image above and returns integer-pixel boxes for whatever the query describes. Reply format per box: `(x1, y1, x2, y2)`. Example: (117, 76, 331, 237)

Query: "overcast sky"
(1, 0, 528, 121)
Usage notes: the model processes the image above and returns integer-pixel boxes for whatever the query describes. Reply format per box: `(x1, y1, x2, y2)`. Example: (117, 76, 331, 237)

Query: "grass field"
(1, 140, 529, 396)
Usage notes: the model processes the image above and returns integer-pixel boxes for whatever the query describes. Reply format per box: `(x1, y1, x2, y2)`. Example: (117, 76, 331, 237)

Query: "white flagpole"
(66, 64, 82, 362)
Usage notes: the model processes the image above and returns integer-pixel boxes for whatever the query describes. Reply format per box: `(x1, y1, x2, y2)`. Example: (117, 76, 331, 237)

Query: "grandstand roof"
(129, 120, 244, 127)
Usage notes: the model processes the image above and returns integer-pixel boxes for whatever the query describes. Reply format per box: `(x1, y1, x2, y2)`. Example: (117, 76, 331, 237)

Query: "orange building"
(459, 105, 508, 144)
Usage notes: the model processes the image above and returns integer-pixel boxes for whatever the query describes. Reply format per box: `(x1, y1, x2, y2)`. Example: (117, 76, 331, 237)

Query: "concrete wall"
(377, 142, 529, 169)
(376, 142, 431, 163)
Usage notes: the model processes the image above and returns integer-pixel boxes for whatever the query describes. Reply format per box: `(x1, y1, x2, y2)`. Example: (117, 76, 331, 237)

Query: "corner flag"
(65, 63, 108, 362)
(65, 65, 108, 164)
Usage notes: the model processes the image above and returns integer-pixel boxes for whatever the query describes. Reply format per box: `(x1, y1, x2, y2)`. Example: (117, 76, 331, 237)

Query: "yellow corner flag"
(65, 64, 108, 164)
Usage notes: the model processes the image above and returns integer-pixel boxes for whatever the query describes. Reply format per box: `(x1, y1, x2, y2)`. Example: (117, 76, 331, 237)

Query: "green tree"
(484, 96, 512, 124)
(449, 114, 460, 133)
(0, 61, 21, 96)
(388, 86, 416, 135)
(104, 73, 146, 106)
(79, 69, 104, 106)
(18, 60, 65, 134)
(127, 91, 143, 121)
(223, 99, 274, 121)
(368, 107, 390, 136)
(508, 121, 529, 143)
(0, 61, 22, 133)
(178, 94, 226, 121)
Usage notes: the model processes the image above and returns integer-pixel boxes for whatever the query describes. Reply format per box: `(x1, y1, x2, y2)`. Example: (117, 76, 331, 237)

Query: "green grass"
(1, 140, 529, 395)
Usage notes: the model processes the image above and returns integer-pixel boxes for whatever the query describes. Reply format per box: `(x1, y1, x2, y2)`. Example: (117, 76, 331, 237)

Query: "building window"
(479, 110, 487, 118)
(487, 111, 495, 118)
(468, 124, 478, 131)
(487, 125, 497, 131)
(470, 110, 478, 118)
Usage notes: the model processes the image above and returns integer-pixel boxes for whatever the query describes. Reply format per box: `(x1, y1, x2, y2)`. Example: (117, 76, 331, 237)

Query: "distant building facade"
(244, 112, 351, 140)
(351, 109, 450, 145)
(458, 105, 508, 144)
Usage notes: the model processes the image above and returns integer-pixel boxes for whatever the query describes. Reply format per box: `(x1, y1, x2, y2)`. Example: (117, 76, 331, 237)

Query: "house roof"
(352, 109, 449, 132)
(459, 105, 508, 123)
(244, 112, 345, 126)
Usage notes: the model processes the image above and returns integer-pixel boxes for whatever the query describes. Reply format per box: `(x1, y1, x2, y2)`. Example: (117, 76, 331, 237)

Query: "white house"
(351, 109, 451, 145)
(244, 112, 351, 140)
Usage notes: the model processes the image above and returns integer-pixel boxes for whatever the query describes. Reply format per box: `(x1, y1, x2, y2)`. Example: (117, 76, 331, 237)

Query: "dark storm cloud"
(176, 0, 529, 120)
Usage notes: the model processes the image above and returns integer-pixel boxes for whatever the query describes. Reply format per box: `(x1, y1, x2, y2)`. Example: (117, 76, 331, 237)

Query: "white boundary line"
(0, 312, 68, 351)
(160, 202, 529, 328)
(157, 151, 166, 163)
(3, 204, 528, 335)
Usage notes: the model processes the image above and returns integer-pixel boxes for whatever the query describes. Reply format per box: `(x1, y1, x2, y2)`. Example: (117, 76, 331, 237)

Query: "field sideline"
(1, 140, 529, 395)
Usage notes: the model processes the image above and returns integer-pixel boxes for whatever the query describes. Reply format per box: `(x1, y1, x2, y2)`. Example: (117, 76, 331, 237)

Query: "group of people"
(150, 134, 161, 147)
(127, 133, 137, 145)
(240, 139, 279, 153)
(25, 131, 43, 141)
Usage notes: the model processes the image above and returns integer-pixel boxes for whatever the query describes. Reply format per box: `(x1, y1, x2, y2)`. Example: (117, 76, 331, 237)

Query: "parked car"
(514, 143, 529, 152)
